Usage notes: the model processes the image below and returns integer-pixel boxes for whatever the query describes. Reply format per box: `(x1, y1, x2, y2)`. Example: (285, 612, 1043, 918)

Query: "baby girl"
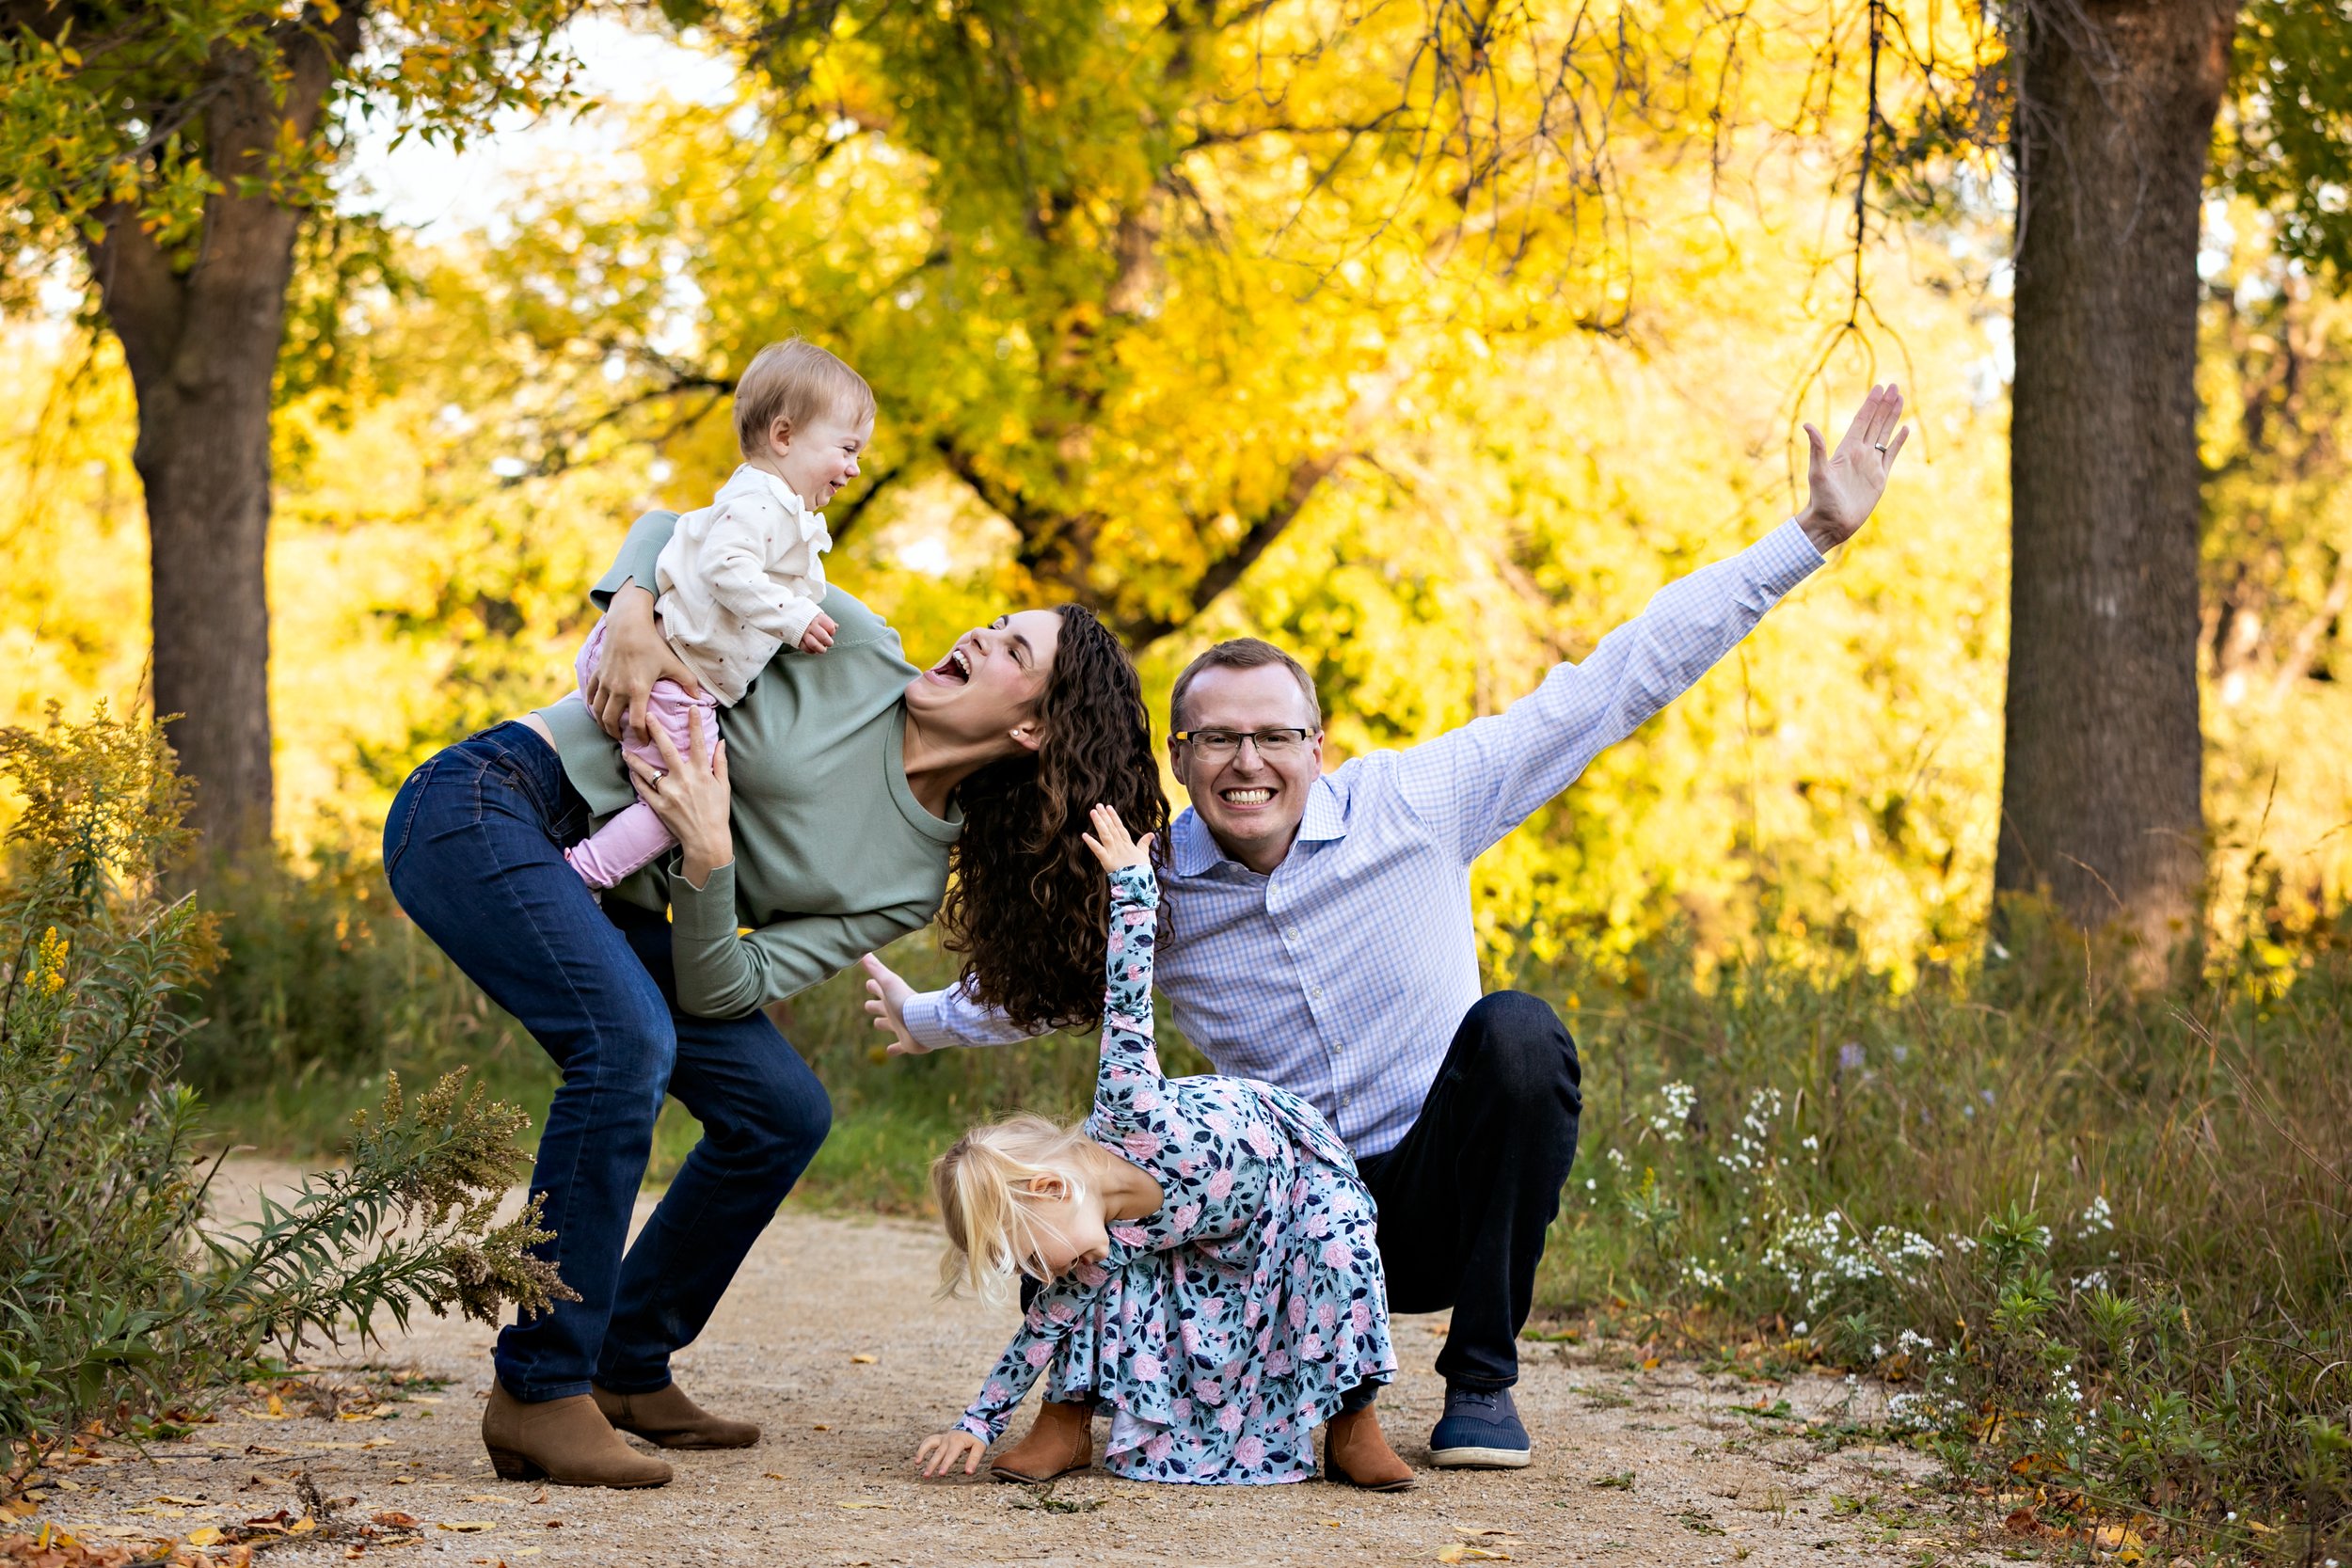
(564, 338, 875, 887)
(914, 806, 1413, 1489)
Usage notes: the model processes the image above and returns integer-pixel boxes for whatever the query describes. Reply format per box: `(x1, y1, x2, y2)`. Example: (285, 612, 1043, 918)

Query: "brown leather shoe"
(482, 1380, 672, 1488)
(1324, 1402, 1417, 1491)
(990, 1399, 1095, 1483)
(592, 1381, 760, 1449)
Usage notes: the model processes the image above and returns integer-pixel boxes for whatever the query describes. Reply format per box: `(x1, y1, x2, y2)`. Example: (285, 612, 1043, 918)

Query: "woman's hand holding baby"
(586, 583, 707, 742)
(1081, 803, 1154, 874)
(914, 1429, 988, 1478)
(628, 706, 733, 889)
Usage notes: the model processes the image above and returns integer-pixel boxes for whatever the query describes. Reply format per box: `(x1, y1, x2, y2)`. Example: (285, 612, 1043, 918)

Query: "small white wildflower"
(1791, 1321, 1809, 1336)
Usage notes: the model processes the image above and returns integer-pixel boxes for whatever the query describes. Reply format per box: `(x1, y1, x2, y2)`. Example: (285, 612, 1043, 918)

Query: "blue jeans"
(384, 722, 832, 1402)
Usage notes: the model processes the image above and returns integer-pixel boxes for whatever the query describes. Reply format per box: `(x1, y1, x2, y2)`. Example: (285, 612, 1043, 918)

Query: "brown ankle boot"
(482, 1380, 672, 1488)
(990, 1399, 1095, 1483)
(592, 1381, 760, 1450)
(1325, 1403, 1417, 1491)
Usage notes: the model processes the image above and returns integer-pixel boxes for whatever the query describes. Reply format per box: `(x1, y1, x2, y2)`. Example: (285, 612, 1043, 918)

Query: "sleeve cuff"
(1758, 516, 1828, 594)
(773, 595, 819, 647)
(901, 989, 963, 1051)
(666, 859, 741, 939)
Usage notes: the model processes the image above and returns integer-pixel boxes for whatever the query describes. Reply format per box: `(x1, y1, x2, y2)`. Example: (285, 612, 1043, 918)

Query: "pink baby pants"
(563, 618, 722, 889)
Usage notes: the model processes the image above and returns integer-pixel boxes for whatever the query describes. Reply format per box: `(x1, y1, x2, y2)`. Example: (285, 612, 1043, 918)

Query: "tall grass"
(1541, 908, 2351, 1559)
(190, 847, 2349, 1557)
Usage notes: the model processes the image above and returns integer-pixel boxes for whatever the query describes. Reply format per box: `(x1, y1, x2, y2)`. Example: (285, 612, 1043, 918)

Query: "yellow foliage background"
(3, 14, 2347, 984)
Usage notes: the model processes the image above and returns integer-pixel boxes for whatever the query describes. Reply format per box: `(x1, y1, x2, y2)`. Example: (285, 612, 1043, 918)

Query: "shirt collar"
(725, 463, 811, 518)
(1168, 775, 1348, 877)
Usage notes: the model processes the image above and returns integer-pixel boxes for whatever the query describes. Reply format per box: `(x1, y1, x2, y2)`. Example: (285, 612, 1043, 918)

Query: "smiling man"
(865, 387, 1911, 1476)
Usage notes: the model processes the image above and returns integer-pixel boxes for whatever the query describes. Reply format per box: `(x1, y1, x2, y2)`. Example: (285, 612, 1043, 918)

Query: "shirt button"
(1285, 927, 1300, 941)
(1310, 985, 1324, 1000)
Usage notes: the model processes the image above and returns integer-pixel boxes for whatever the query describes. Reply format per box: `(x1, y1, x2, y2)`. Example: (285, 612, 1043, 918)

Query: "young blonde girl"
(914, 807, 1409, 1488)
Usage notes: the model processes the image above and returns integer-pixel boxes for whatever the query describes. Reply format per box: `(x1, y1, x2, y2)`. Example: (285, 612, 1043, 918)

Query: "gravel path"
(25, 1164, 1967, 1566)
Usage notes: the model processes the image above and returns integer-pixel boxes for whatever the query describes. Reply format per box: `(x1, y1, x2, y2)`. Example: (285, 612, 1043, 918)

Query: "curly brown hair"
(936, 606, 1170, 1033)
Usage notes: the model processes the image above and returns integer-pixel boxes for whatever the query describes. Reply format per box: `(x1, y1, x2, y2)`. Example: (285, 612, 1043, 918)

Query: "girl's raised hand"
(1080, 803, 1154, 874)
(915, 1429, 988, 1478)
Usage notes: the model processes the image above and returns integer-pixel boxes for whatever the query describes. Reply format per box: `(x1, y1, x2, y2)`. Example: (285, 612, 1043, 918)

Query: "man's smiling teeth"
(1221, 787, 1274, 804)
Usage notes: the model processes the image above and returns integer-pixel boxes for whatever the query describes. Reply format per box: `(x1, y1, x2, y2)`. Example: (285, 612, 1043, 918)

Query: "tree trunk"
(1995, 0, 2240, 973)
(84, 24, 354, 853)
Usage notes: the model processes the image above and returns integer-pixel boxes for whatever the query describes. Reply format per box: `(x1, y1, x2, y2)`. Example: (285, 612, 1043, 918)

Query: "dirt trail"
(31, 1164, 1967, 1566)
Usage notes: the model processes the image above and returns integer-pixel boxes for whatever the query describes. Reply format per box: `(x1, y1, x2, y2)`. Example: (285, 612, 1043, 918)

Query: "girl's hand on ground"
(1080, 803, 1155, 874)
(915, 1430, 987, 1478)
(587, 584, 705, 741)
(798, 611, 838, 655)
(628, 707, 732, 887)
(862, 953, 930, 1056)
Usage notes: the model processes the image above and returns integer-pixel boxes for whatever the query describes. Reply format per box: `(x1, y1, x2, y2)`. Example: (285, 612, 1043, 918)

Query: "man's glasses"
(1171, 726, 1317, 760)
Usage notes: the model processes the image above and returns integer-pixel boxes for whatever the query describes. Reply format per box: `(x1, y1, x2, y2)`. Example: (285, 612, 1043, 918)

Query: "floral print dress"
(953, 863, 1397, 1484)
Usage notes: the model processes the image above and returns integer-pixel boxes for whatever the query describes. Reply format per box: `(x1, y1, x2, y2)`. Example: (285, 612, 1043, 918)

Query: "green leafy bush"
(0, 704, 574, 1462)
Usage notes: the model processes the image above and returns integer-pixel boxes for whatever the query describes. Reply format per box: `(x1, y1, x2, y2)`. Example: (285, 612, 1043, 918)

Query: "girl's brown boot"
(990, 1399, 1095, 1482)
(1324, 1403, 1418, 1491)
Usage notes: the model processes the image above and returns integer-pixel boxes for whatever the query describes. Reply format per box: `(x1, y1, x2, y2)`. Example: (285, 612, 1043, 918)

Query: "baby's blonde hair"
(931, 1114, 1096, 1303)
(732, 338, 876, 459)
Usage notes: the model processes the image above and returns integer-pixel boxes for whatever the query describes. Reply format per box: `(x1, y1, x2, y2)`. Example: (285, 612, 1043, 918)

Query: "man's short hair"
(1169, 639, 1322, 733)
(733, 338, 877, 459)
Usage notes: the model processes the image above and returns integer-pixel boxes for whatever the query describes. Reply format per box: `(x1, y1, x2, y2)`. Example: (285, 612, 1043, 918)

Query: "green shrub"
(0, 704, 572, 1462)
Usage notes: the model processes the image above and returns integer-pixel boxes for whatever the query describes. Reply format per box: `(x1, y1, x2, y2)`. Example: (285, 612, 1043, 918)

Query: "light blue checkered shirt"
(903, 519, 1825, 1157)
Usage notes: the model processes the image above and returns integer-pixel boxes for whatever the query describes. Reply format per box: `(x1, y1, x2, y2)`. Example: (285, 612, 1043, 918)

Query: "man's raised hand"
(1797, 384, 1910, 553)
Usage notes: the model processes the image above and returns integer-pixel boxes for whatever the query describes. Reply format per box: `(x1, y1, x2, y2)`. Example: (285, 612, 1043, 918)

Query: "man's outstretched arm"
(862, 954, 1044, 1054)
(1396, 386, 1911, 862)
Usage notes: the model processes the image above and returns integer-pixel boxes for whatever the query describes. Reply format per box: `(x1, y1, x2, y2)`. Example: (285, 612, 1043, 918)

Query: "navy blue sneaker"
(1428, 1385, 1532, 1468)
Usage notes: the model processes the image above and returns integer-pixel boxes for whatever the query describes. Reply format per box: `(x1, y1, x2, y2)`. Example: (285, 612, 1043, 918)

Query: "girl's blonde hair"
(931, 1114, 1095, 1302)
(733, 337, 876, 459)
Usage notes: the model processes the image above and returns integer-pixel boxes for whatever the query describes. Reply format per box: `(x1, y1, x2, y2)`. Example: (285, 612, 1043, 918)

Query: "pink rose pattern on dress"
(952, 864, 1397, 1484)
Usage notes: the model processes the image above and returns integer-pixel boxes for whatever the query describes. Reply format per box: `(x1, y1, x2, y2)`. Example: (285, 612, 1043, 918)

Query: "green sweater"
(535, 512, 962, 1017)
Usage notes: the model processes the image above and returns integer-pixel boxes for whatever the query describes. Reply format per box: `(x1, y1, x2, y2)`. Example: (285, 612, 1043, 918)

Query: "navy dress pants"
(1355, 991, 1582, 1391)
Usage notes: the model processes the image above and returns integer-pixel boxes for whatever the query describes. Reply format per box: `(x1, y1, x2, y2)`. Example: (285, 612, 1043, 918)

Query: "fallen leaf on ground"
(849, 1354, 876, 1365)
(151, 1497, 208, 1507)
(762, 1474, 786, 1481)
(369, 1513, 419, 1528)
(835, 1501, 891, 1511)
(184, 1529, 222, 1546)
(1436, 1548, 1510, 1564)
(437, 1522, 496, 1533)
(458, 1496, 510, 1505)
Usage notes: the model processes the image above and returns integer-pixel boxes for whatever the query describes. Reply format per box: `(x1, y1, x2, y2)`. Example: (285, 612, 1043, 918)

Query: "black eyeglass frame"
(1168, 726, 1321, 752)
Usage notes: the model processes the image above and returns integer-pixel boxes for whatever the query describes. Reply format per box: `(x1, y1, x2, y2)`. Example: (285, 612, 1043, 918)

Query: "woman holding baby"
(384, 341, 1185, 1487)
